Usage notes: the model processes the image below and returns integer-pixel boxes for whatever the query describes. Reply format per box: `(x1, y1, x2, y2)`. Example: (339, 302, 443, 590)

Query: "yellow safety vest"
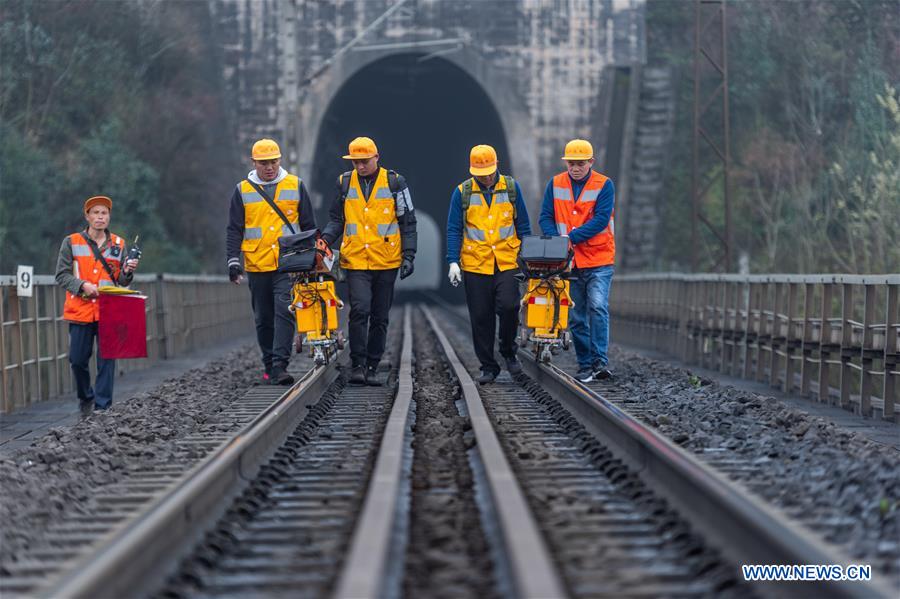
(239, 174, 301, 272)
(339, 167, 402, 270)
(459, 175, 520, 275)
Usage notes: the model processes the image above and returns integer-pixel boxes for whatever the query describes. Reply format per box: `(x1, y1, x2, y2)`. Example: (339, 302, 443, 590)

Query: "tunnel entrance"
(311, 53, 510, 293)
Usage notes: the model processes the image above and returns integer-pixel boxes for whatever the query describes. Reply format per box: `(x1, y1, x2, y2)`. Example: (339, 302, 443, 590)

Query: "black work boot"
(476, 370, 498, 385)
(365, 365, 382, 387)
(270, 366, 295, 386)
(79, 399, 94, 418)
(504, 356, 523, 376)
(349, 365, 366, 385)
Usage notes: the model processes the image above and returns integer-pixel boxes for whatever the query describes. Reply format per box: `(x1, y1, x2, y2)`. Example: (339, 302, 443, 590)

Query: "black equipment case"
(277, 229, 319, 273)
(517, 235, 572, 276)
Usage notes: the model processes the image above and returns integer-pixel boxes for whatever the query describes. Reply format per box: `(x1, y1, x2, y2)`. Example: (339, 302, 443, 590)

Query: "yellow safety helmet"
(342, 136, 379, 160)
(562, 139, 594, 161)
(469, 144, 498, 176)
(251, 138, 282, 161)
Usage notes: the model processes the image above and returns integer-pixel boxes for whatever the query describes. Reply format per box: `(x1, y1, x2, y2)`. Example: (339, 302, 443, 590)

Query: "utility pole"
(691, 0, 732, 272)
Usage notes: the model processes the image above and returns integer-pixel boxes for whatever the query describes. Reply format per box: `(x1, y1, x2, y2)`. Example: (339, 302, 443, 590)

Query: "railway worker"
(539, 139, 615, 383)
(446, 144, 531, 384)
(226, 138, 316, 386)
(55, 195, 140, 416)
(321, 136, 417, 386)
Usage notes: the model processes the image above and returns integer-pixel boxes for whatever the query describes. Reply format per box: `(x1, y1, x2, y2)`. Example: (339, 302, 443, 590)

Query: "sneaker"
(271, 367, 295, 386)
(592, 364, 612, 380)
(365, 366, 383, 387)
(349, 366, 366, 385)
(476, 370, 498, 385)
(260, 366, 272, 385)
(575, 367, 594, 383)
(79, 399, 94, 418)
(504, 356, 522, 376)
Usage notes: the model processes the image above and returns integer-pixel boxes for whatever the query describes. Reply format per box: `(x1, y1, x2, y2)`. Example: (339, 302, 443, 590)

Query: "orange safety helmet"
(83, 195, 112, 213)
(469, 144, 498, 176)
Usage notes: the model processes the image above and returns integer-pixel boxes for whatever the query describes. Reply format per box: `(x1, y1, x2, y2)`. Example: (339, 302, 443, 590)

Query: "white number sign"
(17, 265, 34, 298)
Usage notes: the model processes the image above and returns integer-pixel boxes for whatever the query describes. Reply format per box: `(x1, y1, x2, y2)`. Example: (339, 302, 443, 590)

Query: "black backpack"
(460, 175, 517, 216)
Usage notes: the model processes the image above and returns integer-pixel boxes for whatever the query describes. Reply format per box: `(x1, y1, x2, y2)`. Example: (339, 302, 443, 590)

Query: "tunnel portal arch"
(309, 53, 515, 292)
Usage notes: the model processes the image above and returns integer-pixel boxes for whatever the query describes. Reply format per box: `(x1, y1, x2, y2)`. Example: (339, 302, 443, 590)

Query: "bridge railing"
(611, 274, 900, 421)
(0, 274, 254, 413)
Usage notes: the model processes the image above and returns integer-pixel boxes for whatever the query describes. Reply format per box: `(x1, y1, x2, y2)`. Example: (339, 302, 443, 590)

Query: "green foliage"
(0, 0, 238, 275)
(647, 0, 899, 274)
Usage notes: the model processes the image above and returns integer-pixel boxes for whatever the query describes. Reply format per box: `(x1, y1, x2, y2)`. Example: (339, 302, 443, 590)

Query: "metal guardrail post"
(885, 284, 898, 419)
(10, 287, 26, 411)
(0, 286, 8, 412)
(839, 283, 853, 410)
(156, 274, 170, 360)
(860, 284, 876, 416)
(800, 282, 816, 398)
(784, 282, 799, 394)
(818, 283, 834, 404)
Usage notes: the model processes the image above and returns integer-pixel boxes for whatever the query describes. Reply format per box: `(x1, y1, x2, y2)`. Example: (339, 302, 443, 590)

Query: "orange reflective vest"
(239, 175, 302, 272)
(63, 232, 125, 323)
(339, 167, 402, 270)
(458, 175, 521, 275)
(552, 171, 615, 268)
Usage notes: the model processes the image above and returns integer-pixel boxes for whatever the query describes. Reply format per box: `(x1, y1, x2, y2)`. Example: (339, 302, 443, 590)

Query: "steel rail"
(39, 355, 342, 599)
(421, 305, 569, 599)
(519, 354, 895, 599)
(427, 297, 893, 597)
(333, 305, 413, 599)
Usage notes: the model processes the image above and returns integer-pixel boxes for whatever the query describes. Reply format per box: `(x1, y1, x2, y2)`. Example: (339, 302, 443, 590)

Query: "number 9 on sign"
(17, 265, 34, 298)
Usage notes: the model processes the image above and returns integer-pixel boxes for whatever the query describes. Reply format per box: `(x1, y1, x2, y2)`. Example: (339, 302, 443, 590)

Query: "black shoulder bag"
(79, 232, 119, 286)
(247, 181, 320, 273)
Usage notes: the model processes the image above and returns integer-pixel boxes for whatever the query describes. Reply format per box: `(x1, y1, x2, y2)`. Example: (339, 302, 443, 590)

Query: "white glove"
(448, 262, 462, 287)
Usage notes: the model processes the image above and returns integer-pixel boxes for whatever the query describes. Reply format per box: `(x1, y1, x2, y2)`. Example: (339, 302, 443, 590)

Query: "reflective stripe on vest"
(458, 175, 521, 275)
(552, 170, 615, 268)
(339, 167, 402, 270)
(62, 232, 125, 323)
(239, 174, 302, 272)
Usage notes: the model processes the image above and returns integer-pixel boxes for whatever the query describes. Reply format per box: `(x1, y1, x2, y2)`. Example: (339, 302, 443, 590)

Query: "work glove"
(448, 262, 462, 287)
(229, 265, 244, 284)
(399, 256, 415, 280)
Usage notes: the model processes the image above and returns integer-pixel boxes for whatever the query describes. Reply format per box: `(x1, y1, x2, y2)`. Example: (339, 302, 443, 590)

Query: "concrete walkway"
(0, 336, 256, 455)
(618, 344, 900, 452)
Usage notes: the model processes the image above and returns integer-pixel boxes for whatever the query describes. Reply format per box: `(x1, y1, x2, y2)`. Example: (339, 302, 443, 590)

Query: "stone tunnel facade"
(212, 0, 650, 270)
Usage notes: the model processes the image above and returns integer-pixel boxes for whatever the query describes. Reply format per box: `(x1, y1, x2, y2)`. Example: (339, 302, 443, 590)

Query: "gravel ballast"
(0, 344, 280, 564)
(550, 343, 900, 586)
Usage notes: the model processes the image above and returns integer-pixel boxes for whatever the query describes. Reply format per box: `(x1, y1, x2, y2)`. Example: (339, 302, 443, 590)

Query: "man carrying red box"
(55, 195, 140, 416)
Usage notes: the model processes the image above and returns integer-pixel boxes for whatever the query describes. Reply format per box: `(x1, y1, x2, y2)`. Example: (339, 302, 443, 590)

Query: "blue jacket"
(539, 174, 615, 245)
(446, 179, 531, 264)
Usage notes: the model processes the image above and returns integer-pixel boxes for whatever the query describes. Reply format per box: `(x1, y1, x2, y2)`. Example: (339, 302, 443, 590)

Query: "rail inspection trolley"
(517, 235, 574, 363)
(279, 229, 345, 366)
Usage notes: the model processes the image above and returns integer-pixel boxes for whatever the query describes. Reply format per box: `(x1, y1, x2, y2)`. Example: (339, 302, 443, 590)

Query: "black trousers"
(346, 268, 398, 368)
(247, 271, 294, 371)
(463, 267, 520, 374)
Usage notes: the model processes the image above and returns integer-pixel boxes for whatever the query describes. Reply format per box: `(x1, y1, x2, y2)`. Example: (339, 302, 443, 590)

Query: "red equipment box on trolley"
(98, 290, 148, 359)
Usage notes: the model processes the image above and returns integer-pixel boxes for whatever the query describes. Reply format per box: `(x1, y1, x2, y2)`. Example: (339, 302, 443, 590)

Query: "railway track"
(0, 352, 333, 599)
(8, 301, 892, 598)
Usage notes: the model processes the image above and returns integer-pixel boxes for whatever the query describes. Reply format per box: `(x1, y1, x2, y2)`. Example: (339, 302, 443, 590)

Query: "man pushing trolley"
(539, 139, 615, 383)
